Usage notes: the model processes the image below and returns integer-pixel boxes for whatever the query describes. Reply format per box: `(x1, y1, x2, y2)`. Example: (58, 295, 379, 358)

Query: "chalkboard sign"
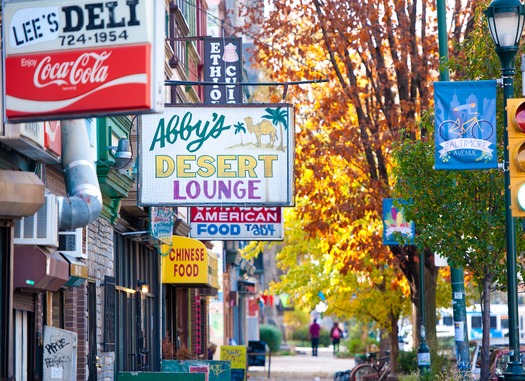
(118, 372, 204, 381)
(161, 360, 231, 381)
(230, 369, 245, 381)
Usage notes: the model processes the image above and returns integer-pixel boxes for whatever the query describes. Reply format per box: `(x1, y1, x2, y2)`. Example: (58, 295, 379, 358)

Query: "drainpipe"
(58, 119, 103, 230)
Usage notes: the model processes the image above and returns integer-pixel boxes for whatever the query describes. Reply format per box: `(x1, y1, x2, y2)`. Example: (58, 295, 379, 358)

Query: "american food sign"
(2, 0, 165, 122)
(189, 207, 284, 240)
(140, 104, 295, 206)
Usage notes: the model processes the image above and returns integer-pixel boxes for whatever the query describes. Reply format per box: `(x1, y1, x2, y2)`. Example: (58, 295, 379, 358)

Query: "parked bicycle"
(349, 352, 391, 381)
(333, 351, 391, 381)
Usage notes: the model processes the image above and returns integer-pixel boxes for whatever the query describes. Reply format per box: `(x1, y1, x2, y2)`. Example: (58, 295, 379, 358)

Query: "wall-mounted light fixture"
(138, 280, 149, 294)
(107, 138, 133, 170)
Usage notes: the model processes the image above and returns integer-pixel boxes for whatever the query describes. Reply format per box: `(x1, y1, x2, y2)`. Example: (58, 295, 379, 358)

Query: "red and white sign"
(189, 207, 284, 240)
(44, 121, 61, 156)
(3, 0, 164, 122)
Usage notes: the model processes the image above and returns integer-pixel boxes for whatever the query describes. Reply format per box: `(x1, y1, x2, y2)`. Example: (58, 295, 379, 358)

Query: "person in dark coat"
(309, 318, 321, 356)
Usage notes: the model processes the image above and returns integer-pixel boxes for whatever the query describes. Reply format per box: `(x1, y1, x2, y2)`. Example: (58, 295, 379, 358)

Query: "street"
(248, 347, 356, 381)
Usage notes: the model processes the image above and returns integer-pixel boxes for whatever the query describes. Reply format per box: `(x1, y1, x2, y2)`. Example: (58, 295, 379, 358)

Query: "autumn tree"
(236, 0, 479, 365)
(391, 4, 525, 378)
(243, 202, 412, 363)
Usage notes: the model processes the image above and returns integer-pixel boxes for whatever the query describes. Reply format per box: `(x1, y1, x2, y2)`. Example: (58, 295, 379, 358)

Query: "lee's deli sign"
(189, 207, 283, 240)
(139, 104, 295, 206)
(2, 0, 165, 122)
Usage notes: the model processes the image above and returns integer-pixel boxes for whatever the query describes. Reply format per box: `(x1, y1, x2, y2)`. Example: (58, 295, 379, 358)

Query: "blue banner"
(382, 198, 415, 245)
(434, 80, 497, 170)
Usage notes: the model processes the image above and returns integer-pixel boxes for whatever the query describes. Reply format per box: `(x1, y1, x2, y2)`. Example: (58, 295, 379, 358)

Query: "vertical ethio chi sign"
(2, 0, 165, 122)
(203, 37, 242, 104)
(140, 104, 295, 206)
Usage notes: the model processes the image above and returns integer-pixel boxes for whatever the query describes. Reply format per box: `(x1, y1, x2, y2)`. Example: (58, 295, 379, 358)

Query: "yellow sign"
(220, 345, 247, 368)
(161, 236, 218, 288)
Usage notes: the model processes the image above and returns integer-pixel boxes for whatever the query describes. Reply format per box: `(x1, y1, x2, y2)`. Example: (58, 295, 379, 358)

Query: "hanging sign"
(140, 104, 295, 206)
(434, 80, 497, 170)
(382, 198, 415, 245)
(203, 37, 243, 104)
(149, 207, 175, 245)
(189, 207, 283, 240)
(161, 236, 219, 288)
(2, 0, 165, 122)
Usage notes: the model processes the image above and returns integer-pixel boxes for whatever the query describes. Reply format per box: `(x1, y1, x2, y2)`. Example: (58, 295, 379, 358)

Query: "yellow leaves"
(237, 0, 454, 326)
(264, 202, 411, 325)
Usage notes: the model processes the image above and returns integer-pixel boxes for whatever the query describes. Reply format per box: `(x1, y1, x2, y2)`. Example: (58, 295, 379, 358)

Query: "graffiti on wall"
(43, 326, 77, 381)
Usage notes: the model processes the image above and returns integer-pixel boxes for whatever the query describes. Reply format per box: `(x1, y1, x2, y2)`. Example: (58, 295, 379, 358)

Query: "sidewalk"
(248, 347, 356, 381)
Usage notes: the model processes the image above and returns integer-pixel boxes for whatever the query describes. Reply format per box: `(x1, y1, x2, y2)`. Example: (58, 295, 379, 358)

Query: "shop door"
(14, 309, 29, 381)
(115, 288, 137, 371)
(88, 281, 98, 381)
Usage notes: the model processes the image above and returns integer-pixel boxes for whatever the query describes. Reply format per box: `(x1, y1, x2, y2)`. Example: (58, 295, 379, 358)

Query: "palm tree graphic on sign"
(262, 107, 288, 151)
(233, 121, 246, 146)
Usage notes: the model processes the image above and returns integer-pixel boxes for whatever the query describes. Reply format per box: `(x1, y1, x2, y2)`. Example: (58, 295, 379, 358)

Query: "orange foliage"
(237, 0, 476, 279)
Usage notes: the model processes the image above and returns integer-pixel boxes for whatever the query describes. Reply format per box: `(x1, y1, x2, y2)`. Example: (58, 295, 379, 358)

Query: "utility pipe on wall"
(58, 119, 102, 230)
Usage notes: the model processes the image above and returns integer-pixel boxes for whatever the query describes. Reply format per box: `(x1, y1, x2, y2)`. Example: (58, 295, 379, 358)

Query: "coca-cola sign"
(3, 0, 164, 122)
(34, 52, 110, 87)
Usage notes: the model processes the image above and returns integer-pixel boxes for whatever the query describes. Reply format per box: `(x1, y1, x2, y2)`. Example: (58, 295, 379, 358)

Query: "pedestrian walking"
(207, 342, 217, 360)
(309, 318, 321, 356)
(330, 322, 343, 356)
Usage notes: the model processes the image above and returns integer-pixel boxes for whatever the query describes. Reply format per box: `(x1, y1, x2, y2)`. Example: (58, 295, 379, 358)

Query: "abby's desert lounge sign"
(140, 104, 295, 207)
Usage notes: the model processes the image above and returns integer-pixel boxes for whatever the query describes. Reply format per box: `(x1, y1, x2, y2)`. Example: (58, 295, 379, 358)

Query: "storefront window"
(114, 233, 160, 371)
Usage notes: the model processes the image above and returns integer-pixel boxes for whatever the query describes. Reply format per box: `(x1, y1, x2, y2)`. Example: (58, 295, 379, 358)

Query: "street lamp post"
(485, 1, 525, 379)
(417, 250, 431, 375)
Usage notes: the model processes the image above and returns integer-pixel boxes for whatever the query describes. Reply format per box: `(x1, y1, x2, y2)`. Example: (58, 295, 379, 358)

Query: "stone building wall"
(88, 218, 115, 381)
(44, 165, 117, 380)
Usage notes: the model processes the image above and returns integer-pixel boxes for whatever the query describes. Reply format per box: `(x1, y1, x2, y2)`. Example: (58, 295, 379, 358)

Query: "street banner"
(2, 0, 165, 122)
(140, 104, 295, 206)
(204, 37, 243, 104)
(149, 207, 175, 245)
(189, 207, 283, 240)
(382, 198, 415, 245)
(434, 80, 497, 170)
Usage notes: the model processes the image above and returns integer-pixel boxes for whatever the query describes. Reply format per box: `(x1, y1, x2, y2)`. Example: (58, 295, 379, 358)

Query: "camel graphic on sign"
(244, 116, 277, 148)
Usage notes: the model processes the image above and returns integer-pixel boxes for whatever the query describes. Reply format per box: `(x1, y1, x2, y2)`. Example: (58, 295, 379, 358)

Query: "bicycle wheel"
(438, 120, 462, 140)
(470, 120, 494, 140)
(350, 364, 380, 381)
(334, 370, 351, 381)
(377, 363, 391, 381)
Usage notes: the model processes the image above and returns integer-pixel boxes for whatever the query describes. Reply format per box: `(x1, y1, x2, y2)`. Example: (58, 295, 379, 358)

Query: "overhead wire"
(177, 0, 329, 82)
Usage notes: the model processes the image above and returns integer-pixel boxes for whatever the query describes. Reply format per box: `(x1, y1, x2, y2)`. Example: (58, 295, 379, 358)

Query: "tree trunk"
(390, 246, 437, 358)
(425, 260, 438, 347)
(388, 311, 400, 375)
(480, 272, 493, 381)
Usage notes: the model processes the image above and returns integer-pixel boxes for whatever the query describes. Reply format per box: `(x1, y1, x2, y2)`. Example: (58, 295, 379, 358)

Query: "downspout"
(58, 119, 103, 230)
